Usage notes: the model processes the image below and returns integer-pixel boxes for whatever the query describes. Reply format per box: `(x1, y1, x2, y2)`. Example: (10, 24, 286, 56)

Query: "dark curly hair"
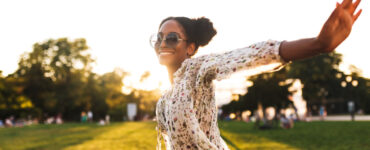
(159, 16, 217, 56)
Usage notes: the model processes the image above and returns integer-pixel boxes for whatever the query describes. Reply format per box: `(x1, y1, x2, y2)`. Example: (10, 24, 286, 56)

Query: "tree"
(122, 71, 161, 120)
(3, 37, 166, 121)
(100, 68, 129, 121)
(222, 68, 292, 116)
(13, 38, 94, 120)
(0, 74, 36, 119)
(287, 52, 344, 103)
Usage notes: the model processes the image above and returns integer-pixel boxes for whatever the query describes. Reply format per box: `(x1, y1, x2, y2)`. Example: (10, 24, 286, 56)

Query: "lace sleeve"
(196, 40, 289, 85)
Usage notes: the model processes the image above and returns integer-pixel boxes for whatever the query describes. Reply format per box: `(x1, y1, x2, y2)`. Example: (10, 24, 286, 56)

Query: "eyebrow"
(158, 32, 184, 38)
(158, 31, 179, 34)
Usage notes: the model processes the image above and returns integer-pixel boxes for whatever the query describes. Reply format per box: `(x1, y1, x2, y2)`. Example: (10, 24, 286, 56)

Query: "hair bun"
(193, 17, 217, 47)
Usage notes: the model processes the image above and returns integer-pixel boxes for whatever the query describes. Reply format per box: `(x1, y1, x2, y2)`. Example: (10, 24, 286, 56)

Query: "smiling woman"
(151, 0, 362, 149)
(150, 17, 217, 83)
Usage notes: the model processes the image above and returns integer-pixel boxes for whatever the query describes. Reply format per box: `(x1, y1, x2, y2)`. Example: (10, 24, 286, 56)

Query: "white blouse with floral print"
(156, 40, 288, 150)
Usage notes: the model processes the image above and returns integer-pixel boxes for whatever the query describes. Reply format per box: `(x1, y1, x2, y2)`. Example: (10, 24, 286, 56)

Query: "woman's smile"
(158, 50, 175, 55)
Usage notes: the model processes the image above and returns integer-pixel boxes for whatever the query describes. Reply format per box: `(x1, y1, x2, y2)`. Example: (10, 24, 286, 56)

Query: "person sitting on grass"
(280, 114, 294, 129)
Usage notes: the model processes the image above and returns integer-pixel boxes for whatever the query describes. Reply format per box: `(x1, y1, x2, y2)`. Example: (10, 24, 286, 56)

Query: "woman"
(152, 0, 361, 149)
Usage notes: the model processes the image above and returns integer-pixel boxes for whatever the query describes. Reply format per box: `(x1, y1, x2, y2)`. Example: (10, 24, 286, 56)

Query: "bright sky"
(0, 0, 369, 106)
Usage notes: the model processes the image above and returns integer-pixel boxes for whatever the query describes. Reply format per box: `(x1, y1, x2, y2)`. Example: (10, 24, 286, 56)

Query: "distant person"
(0, 119, 4, 128)
(5, 117, 13, 127)
(87, 110, 93, 123)
(259, 116, 273, 130)
(348, 101, 355, 121)
(253, 110, 262, 129)
(153, 1, 362, 149)
(105, 115, 110, 125)
(56, 113, 63, 124)
(81, 111, 87, 123)
(98, 119, 105, 126)
(319, 105, 326, 121)
(280, 114, 294, 129)
(45, 117, 54, 124)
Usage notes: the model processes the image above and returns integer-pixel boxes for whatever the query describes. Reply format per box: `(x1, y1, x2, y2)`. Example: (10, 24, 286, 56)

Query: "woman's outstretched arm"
(279, 0, 362, 62)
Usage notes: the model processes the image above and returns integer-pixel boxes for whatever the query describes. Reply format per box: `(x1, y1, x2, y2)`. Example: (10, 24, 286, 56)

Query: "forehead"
(159, 20, 186, 37)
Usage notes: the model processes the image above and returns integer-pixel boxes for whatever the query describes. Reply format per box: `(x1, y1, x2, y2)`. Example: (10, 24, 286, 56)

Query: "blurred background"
(0, 0, 369, 149)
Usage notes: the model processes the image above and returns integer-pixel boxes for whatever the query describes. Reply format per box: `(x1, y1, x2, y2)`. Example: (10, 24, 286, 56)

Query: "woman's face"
(155, 20, 192, 67)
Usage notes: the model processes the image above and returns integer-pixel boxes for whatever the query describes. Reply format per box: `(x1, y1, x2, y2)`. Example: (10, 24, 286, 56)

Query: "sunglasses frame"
(149, 32, 187, 49)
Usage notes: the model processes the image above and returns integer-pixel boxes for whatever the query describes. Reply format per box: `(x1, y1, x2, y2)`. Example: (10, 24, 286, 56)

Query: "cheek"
(175, 43, 188, 56)
(175, 48, 188, 61)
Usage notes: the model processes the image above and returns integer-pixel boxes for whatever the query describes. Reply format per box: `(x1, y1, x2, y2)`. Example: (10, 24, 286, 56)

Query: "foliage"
(287, 53, 344, 101)
(0, 38, 160, 121)
(287, 52, 370, 113)
(222, 67, 292, 115)
(222, 52, 370, 115)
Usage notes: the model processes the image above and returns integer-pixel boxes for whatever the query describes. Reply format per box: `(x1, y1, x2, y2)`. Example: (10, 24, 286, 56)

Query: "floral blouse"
(156, 40, 288, 150)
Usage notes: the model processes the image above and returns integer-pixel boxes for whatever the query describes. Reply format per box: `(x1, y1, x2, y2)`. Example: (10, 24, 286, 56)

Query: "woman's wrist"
(279, 37, 331, 61)
(314, 37, 332, 53)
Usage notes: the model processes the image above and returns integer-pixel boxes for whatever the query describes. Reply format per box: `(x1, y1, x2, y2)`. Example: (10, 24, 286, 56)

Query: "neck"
(166, 56, 190, 84)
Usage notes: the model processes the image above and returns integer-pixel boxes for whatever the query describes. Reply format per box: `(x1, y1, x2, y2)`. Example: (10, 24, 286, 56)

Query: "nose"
(159, 39, 166, 48)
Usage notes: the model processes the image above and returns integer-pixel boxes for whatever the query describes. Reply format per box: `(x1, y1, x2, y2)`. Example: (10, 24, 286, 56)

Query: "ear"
(186, 43, 196, 57)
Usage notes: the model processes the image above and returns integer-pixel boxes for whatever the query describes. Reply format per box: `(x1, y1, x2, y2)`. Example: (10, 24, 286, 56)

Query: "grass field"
(0, 121, 369, 150)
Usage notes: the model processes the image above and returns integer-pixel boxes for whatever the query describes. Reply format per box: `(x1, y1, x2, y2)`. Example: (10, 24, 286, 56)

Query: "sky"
(0, 0, 369, 106)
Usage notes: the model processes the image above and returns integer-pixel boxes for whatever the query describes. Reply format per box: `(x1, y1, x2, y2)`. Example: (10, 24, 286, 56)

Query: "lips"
(158, 50, 175, 55)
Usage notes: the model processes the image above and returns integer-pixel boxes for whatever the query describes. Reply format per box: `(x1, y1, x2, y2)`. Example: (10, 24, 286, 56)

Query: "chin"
(158, 56, 173, 66)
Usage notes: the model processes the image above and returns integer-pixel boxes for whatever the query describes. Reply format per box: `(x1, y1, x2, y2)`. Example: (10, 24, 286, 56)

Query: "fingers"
(341, 0, 352, 9)
(339, 0, 361, 16)
(336, 2, 341, 8)
(353, 9, 362, 23)
(347, 0, 361, 14)
(353, 0, 361, 11)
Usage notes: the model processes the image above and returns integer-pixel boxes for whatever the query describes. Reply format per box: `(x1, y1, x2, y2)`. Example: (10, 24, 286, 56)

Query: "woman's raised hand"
(317, 0, 362, 53)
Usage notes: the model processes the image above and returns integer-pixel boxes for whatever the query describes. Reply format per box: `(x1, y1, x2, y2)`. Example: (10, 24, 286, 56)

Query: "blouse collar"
(172, 58, 191, 83)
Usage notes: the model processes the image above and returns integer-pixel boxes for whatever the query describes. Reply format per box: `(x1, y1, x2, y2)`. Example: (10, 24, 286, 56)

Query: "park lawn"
(218, 121, 370, 150)
(0, 121, 369, 150)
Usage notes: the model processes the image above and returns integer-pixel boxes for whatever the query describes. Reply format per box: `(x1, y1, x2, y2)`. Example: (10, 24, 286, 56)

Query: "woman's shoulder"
(173, 56, 207, 82)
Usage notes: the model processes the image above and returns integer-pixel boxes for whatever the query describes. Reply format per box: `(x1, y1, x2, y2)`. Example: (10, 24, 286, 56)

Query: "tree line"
(1, 38, 369, 122)
(222, 50, 370, 116)
(0, 38, 160, 121)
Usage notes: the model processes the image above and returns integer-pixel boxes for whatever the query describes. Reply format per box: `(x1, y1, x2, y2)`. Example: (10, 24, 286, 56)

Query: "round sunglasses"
(149, 32, 187, 49)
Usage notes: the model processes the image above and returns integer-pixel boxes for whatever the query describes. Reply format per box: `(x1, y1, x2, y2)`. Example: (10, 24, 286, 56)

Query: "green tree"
(287, 53, 344, 103)
(222, 68, 292, 116)
(100, 68, 129, 121)
(13, 38, 94, 120)
(0, 74, 35, 119)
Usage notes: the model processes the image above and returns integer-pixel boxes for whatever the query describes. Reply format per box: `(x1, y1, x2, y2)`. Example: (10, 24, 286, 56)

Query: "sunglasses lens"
(150, 32, 182, 49)
(165, 33, 179, 48)
(150, 33, 162, 48)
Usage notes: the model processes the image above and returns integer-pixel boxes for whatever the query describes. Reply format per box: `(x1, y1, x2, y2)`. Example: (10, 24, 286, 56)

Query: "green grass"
(219, 121, 370, 150)
(0, 121, 369, 150)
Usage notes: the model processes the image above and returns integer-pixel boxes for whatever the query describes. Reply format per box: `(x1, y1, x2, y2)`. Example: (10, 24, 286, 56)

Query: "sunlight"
(0, 0, 368, 109)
